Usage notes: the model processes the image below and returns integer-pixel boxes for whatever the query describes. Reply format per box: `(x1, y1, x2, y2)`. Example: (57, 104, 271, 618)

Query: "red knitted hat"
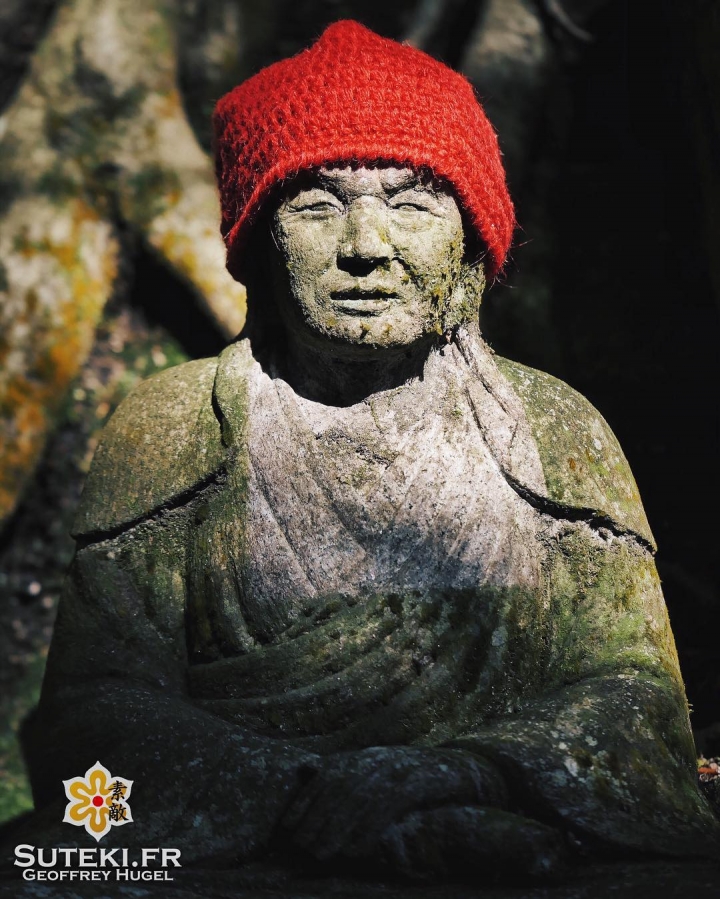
(213, 20, 515, 280)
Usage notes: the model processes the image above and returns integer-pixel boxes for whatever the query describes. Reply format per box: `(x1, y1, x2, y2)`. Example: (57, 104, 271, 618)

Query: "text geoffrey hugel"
(14, 845, 182, 881)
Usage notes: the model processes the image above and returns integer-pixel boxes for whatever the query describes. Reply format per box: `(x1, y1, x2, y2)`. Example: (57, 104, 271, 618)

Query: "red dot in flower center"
(92, 795, 104, 807)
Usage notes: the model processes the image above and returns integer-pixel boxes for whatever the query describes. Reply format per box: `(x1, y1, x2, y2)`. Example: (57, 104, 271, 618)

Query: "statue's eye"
(390, 191, 436, 213)
(393, 202, 430, 211)
(301, 202, 341, 213)
(288, 192, 342, 214)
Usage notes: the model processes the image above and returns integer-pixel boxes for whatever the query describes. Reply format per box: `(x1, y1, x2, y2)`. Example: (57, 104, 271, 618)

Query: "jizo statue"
(21, 20, 718, 886)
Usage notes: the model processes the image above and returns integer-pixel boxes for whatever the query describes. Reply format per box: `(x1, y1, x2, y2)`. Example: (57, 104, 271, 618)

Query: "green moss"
(0, 655, 45, 823)
(496, 356, 655, 547)
(124, 165, 183, 227)
(36, 165, 81, 204)
(350, 463, 371, 488)
(543, 526, 681, 689)
(44, 84, 146, 181)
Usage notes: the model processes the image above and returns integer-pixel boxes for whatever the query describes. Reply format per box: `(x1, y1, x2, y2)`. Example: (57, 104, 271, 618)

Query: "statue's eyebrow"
(386, 176, 449, 202)
(307, 169, 433, 200)
(384, 173, 427, 195)
(312, 172, 349, 194)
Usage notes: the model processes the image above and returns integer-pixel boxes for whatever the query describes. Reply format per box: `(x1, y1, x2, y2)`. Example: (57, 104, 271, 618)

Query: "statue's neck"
(282, 338, 428, 406)
(275, 324, 484, 407)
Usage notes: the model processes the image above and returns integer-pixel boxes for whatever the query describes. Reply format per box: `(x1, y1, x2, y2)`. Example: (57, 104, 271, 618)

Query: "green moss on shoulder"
(72, 357, 224, 538)
(496, 357, 655, 549)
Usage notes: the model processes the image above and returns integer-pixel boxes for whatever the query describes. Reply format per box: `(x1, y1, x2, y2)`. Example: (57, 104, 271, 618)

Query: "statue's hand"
(281, 745, 562, 879)
(381, 805, 566, 882)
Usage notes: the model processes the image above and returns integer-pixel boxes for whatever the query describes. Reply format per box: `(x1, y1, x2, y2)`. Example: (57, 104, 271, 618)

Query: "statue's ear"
(444, 259, 486, 330)
(467, 258, 487, 298)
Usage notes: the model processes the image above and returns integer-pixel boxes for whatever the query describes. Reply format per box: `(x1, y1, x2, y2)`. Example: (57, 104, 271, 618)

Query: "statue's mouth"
(331, 288, 399, 315)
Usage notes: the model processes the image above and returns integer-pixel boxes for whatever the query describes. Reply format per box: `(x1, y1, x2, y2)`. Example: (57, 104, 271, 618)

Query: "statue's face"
(269, 165, 470, 351)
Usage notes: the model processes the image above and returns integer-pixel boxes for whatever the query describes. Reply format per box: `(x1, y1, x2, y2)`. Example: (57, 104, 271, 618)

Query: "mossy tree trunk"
(0, 0, 246, 529)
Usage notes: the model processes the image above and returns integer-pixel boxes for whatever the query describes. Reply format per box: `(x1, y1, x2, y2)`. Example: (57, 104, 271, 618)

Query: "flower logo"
(62, 761, 133, 841)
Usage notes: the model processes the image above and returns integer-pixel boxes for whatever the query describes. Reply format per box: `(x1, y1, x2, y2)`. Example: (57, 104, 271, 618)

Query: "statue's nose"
(337, 201, 392, 274)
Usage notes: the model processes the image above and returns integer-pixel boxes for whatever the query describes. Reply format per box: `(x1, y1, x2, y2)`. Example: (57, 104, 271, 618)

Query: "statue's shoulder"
(495, 355, 655, 549)
(72, 356, 226, 539)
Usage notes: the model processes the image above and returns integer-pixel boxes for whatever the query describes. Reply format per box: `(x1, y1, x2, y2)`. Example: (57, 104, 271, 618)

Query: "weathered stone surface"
(497, 357, 655, 547)
(72, 358, 223, 537)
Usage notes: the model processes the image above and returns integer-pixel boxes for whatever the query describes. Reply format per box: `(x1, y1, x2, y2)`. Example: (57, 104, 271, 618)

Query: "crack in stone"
(501, 471, 656, 554)
(73, 467, 227, 549)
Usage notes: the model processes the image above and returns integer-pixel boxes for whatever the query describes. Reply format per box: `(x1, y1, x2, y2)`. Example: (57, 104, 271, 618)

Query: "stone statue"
(21, 20, 718, 885)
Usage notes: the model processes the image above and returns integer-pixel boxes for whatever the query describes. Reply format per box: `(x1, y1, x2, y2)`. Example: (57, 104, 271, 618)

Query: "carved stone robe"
(25, 328, 718, 863)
